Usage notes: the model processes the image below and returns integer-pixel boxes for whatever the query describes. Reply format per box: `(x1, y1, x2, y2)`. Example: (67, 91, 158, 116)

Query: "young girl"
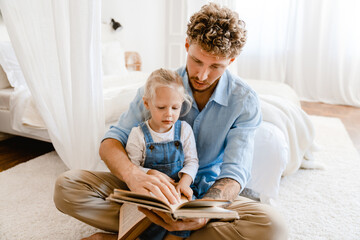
(125, 68, 199, 240)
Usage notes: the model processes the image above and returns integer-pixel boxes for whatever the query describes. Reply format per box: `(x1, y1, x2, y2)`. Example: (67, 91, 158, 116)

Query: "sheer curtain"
(0, 0, 105, 170)
(235, 0, 360, 107)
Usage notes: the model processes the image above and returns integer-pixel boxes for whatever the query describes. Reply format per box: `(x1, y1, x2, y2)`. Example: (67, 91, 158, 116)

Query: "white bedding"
(7, 72, 149, 131)
(244, 79, 317, 203)
(245, 79, 316, 173)
(0, 87, 12, 110)
(260, 95, 315, 176)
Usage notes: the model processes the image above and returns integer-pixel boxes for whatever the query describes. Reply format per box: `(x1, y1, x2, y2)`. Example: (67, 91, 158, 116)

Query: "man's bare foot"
(81, 232, 117, 240)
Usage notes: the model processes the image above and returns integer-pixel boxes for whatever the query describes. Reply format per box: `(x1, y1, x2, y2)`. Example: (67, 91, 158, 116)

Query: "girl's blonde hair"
(143, 68, 192, 117)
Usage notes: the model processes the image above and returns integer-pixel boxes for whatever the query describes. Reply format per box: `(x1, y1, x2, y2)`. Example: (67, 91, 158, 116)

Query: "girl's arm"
(178, 122, 199, 182)
(125, 127, 149, 173)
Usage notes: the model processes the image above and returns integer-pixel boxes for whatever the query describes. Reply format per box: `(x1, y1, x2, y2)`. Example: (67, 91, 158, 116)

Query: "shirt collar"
(209, 70, 229, 107)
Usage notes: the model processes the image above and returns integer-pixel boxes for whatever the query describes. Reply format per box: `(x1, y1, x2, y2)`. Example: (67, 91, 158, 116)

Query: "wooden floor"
(0, 101, 359, 172)
(301, 101, 360, 155)
(0, 136, 54, 172)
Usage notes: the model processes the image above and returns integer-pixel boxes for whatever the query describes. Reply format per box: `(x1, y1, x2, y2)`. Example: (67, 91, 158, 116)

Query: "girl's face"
(143, 86, 183, 133)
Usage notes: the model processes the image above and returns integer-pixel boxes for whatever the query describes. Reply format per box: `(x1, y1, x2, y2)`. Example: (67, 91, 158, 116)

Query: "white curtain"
(234, 0, 360, 107)
(0, 0, 105, 170)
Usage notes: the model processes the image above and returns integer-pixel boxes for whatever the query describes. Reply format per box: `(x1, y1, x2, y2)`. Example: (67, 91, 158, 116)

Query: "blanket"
(259, 94, 316, 175)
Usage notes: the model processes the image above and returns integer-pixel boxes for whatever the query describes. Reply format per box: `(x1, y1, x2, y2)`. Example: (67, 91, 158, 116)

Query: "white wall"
(102, 0, 166, 72)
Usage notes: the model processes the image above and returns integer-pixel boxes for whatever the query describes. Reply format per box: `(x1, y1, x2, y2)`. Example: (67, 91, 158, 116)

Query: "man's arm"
(99, 138, 179, 204)
(203, 178, 241, 201)
(210, 87, 262, 200)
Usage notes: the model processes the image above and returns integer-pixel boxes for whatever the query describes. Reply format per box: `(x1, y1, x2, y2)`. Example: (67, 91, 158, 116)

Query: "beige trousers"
(54, 170, 288, 240)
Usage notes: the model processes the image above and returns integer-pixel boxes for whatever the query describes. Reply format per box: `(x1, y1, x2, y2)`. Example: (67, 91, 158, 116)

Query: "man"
(54, 3, 288, 240)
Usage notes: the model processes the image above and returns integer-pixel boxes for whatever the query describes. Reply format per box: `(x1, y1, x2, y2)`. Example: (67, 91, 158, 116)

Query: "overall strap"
(174, 120, 182, 141)
(140, 122, 154, 143)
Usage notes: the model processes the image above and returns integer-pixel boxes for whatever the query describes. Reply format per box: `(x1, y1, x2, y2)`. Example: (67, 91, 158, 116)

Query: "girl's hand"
(176, 173, 194, 200)
(176, 184, 193, 200)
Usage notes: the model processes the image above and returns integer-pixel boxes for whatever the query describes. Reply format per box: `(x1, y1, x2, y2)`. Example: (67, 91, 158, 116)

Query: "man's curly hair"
(187, 3, 247, 58)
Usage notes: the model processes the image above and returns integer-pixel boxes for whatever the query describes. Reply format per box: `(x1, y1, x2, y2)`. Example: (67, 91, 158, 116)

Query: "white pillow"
(102, 41, 128, 76)
(245, 79, 301, 107)
(0, 41, 26, 88)
(0, 64, 10, 89)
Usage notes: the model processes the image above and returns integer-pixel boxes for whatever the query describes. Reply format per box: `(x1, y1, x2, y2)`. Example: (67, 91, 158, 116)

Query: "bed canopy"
(0, 0, 104, 170)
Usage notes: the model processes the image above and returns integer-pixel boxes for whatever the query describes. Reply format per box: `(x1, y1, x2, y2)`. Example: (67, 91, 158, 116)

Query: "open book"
(107, 189, 239, 240)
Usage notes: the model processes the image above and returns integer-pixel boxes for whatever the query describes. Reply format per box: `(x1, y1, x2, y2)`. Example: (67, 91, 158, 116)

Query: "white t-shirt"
(126, 120, 199, 182)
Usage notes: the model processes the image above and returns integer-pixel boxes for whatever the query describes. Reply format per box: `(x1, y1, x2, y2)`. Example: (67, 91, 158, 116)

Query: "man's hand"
(138, 207, 209, 232)
(125, 166, 181, 205)
(99, 139, 180, 205)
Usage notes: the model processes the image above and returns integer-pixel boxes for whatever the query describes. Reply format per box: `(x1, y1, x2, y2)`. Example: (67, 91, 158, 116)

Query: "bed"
(0, 40, 317, 204)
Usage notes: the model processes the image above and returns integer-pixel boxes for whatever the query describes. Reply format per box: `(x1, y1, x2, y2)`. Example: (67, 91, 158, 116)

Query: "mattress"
(15, 72, 149, 129)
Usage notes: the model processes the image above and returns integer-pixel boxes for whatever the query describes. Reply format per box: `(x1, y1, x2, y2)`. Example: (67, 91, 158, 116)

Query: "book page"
(108, 194, 170, 213)
(118, 203, 146, 240)
(173, 206, 239, 220)
(115, 189, 169, 206)
(168, 196, 189, 212)
(114, 190, 171, 211)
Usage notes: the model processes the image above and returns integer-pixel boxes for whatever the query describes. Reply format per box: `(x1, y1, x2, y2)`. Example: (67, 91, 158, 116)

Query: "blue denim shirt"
(103, 67, 262, 198)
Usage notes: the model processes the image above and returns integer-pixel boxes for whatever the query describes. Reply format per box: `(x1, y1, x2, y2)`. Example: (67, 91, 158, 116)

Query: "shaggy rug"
(277, 116, 360, 240)
(0, 116, 359, 240)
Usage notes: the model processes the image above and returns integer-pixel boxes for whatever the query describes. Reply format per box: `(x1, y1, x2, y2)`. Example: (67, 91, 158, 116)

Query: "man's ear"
(229, 58, 236, 64)
(143, 97, 150, 110)
(185, 38, 190, 52)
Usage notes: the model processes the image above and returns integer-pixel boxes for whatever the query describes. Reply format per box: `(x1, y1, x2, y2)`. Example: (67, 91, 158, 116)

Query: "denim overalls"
(139, 120, 191, 239)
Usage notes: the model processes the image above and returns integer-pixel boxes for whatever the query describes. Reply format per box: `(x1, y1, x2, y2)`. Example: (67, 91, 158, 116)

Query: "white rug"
(277, 116, 360, 240)
(0, 153, 99, 240)
(0, 116, 359, 240)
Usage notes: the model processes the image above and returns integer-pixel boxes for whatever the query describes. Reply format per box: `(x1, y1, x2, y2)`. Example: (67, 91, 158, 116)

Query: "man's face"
(185, 39, 235, 93)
